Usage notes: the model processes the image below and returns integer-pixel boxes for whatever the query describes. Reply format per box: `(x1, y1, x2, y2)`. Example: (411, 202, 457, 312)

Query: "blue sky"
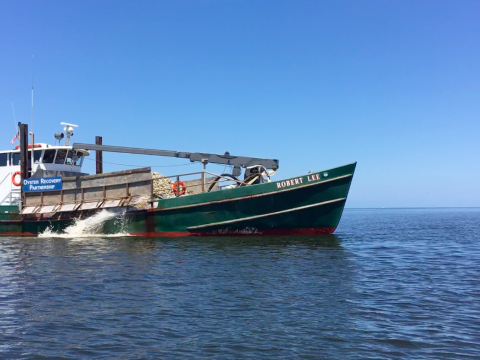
(1, 0, 479, 207)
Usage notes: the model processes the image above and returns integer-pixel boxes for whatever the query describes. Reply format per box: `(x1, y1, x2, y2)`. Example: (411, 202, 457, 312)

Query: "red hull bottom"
(0, 232, 38, 236)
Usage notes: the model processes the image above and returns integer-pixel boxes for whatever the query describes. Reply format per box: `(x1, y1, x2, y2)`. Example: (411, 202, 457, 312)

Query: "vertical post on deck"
(201, 160, 207, 193)
(19, 123, 29, 209)
(176, 176, 180, 197)
(95, 136, 103, 174)
(19, 123, 29, 181)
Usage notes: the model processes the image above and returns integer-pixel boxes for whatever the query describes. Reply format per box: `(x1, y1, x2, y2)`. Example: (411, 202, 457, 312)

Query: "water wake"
(39, 209, 131, 238)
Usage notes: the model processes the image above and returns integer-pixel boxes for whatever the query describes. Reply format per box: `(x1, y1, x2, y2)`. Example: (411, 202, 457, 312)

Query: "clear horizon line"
(345, 206, 480, 209)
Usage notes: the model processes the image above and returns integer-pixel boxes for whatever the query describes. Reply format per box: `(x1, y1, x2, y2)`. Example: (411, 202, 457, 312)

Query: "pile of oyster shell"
(152, 172, 190, 198)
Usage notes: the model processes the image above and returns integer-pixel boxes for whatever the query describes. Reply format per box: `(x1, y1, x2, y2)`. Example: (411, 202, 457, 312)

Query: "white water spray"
(39, 209, 131, 238)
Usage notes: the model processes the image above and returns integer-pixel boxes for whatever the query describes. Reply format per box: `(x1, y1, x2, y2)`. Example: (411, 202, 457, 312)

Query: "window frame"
(54, 149, 68, 165)
(11, 152, 20, 166)
(0, 153, 7, 167)
(42, 149, 57, 164)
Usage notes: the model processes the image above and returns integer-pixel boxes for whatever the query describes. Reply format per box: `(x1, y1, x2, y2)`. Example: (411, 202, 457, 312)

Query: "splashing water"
(39, 209, 131, 238)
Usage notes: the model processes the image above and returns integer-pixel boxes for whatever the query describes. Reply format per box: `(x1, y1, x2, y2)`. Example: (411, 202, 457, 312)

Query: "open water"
(1, 208, 479, 359)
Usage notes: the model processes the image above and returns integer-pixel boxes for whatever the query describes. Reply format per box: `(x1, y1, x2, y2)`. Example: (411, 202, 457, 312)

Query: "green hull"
(0, 163, 356, 236)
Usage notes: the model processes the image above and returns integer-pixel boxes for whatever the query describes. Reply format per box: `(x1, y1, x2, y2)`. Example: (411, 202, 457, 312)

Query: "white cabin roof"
(0, 143, 89, 156)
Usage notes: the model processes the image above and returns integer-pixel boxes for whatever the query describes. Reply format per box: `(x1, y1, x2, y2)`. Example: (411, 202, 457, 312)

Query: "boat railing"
(152, 170, 265, 197)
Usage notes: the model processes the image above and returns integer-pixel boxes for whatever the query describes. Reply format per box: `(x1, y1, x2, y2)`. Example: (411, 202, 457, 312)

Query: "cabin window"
(55, 149, 67, 164)
(43, 149, 56, 164)
(75, 152, 84, 166)
(66, 150, 76, 165)
(28, 150, 42, 164)
(0, 153, 7, 167)
(64, 151, 83, 166)
(12, 153, 20, 166)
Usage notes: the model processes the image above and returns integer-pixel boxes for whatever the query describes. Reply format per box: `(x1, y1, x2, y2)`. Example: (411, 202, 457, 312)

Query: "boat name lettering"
(23, 177, 63, 192)
(276, 177, 303, 189)
(276, 173, 322, 189)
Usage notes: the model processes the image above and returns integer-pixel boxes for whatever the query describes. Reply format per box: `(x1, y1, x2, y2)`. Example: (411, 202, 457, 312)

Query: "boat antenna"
(31, 55, 34, 135)
(11, 102, 17, 133)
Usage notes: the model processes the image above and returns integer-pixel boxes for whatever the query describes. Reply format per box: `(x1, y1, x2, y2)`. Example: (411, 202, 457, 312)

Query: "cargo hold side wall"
(22, 167, 153, 213)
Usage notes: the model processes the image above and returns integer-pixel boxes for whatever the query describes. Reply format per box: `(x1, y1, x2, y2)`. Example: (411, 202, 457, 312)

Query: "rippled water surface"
(1, 208, 480, 359)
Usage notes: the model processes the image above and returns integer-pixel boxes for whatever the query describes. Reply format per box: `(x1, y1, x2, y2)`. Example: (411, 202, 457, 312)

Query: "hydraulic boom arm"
(72, 143, 279, 170)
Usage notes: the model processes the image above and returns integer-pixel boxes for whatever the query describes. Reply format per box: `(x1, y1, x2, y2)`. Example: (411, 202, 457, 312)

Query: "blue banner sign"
(23, 177, 63, 192)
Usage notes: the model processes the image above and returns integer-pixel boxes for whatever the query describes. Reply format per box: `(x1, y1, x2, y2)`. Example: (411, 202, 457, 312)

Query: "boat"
(0, 122, 356, 236)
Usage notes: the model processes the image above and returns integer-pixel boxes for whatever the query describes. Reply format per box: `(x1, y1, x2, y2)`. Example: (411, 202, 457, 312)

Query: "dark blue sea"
(1, 208, 479, 359)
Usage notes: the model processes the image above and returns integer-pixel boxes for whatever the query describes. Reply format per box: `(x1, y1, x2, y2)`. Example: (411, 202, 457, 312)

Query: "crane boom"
(72, 143, 279, 170)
